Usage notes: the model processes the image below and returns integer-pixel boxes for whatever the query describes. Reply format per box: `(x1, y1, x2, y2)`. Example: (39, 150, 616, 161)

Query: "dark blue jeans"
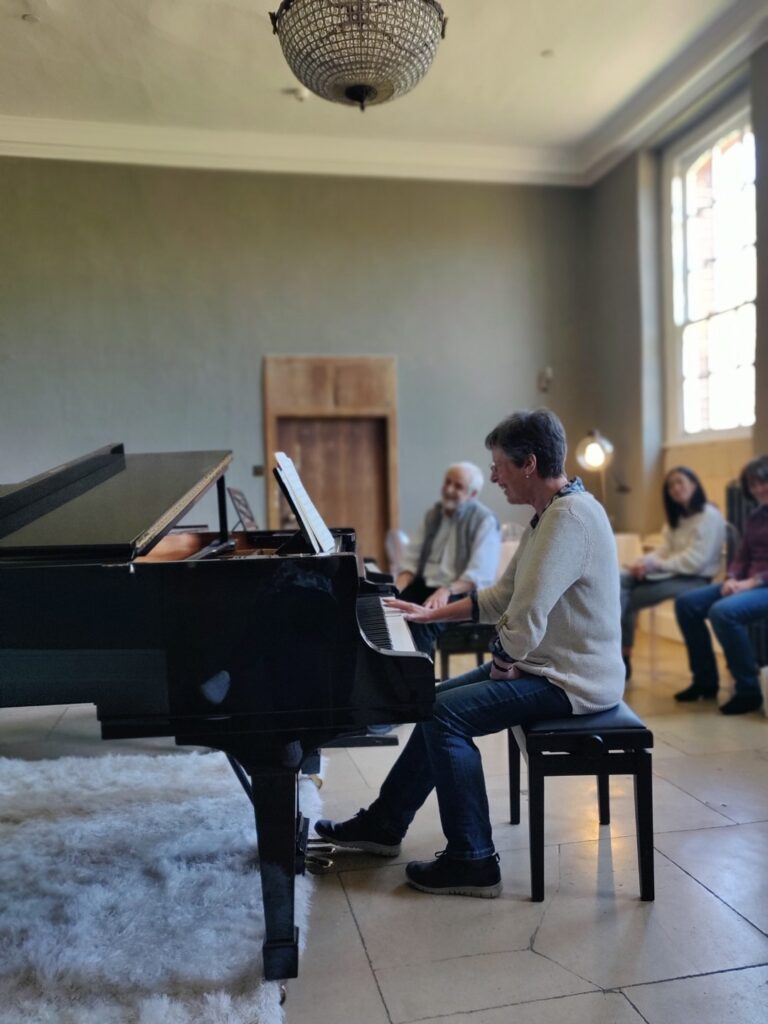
(368, 663, 573, 861)
(675, 583, 768, 695)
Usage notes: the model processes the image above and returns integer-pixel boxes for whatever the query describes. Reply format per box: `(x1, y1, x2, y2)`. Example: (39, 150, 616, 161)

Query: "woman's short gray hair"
(448, 461, 484, 494)
(485, 409, 567, 479)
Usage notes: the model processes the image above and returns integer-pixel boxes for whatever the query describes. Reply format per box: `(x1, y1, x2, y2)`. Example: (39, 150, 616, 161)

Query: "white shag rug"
(0, 751, 321, 1024)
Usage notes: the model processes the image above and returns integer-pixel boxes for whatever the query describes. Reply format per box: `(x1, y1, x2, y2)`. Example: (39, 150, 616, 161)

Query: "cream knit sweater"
(647, 503, 724, 577)
(477, 489, 624, 714)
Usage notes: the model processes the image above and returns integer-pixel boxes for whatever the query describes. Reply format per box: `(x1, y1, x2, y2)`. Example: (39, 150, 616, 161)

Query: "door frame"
(263, 356, 399, 534)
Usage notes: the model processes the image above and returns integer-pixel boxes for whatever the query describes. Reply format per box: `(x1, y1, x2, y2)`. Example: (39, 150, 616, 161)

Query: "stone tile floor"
(1, 634, 766, 1023)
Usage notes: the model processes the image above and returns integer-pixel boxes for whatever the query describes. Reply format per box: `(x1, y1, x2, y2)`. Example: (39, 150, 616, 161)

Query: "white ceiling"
(1, 0, 766, 185)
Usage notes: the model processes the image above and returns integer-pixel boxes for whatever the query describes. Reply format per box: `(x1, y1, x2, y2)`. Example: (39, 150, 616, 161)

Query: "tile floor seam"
(653, 817, 768, 836)
(527, 942, 601, 993)
(526, 844, 611, 994)
(654, 847, 768, 939)
(617, 986, 653, 1023)
(344, 751, 378, 789)
(336, 869, 395, 1024)
(527, 845, 559, 950)
(647, 732, 687, 755)
(650, 774, 741, 824)
(619, 960, 768, 990)
(45, 706, 70, 739)
(375, 941, 543, 971)
(381, 978, 603, 1024)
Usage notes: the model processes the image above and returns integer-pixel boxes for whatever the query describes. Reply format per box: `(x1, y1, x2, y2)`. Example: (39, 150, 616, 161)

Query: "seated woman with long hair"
(620, 467, 724, 680)
(674, 455, 768, 714)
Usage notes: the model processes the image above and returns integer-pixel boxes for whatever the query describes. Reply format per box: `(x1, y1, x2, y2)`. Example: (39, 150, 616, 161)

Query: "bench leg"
(440, 649, 449, 681)
(634, 751, 655, 901)
(528, 756, 545, 902)
(507, 729, 520, 825)
(597, 773, 610, 825)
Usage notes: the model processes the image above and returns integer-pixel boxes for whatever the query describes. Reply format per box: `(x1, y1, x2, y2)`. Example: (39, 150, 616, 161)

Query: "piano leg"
(221, 741, 304, 981)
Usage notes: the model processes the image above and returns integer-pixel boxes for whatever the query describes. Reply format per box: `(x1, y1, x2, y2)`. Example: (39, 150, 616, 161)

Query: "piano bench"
(436, 622, 496, 680)
(507, 700, 655, 902)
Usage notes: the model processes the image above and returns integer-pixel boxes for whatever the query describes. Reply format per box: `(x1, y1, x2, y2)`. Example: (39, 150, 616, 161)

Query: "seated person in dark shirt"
(674, 454, 768, 714)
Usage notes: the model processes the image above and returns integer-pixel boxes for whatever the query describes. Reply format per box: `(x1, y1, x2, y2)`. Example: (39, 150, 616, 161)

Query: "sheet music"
(274, 452, 335, 555)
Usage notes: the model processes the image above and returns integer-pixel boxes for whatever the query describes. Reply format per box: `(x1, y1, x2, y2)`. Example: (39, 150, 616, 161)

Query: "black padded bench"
(508, 700, 654, 902)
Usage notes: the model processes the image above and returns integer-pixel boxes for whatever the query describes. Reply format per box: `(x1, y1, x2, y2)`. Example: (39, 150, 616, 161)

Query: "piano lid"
(0, 447, 232, 562)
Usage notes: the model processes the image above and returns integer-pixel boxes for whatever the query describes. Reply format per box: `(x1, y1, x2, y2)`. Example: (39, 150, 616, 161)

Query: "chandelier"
(270, 0, 447, 111)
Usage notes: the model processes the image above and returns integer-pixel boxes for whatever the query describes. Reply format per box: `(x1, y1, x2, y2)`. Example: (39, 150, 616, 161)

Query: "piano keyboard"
(357, 595, 417, 653)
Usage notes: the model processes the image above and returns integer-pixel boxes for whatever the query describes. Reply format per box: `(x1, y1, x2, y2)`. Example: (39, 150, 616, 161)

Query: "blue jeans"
(368, 663, 573, 861)
(675, 583, 768, 695)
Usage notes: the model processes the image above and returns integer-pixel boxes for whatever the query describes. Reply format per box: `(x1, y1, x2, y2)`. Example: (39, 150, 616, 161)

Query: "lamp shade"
(575, 431, 614, 471)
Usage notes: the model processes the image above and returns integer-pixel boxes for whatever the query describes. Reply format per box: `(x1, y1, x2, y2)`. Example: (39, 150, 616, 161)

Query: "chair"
(507, 700, 654, 902)
(437, 620, 497, 680)
(436, 538, 520, 679)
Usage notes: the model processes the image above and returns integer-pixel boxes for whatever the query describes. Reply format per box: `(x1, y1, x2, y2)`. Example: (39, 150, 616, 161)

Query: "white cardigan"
(646, 503, 725, 578)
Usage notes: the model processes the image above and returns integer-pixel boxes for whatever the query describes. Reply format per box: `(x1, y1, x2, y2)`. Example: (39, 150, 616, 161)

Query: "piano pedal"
(306, 853, 335, 873)
(307, 773, 323, 790)
(306, 837, 335, 873)
(279, 984, 287, 1005)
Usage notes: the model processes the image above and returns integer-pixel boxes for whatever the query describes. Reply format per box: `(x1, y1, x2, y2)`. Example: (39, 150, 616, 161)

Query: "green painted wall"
(584, 152, 664, 534)
(0, 160, 590, 530)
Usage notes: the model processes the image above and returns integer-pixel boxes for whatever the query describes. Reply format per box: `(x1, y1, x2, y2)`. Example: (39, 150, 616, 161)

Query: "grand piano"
(0, 444, 434, 980)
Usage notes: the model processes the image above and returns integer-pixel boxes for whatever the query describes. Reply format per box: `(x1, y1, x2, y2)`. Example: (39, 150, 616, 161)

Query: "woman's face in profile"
(748, 475, 768, 506)
(666, 471, 697, 509)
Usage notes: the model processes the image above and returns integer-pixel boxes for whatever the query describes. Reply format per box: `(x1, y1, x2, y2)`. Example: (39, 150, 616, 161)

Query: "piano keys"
(0, 444, 434, 981)
(357, 593, 418, 652)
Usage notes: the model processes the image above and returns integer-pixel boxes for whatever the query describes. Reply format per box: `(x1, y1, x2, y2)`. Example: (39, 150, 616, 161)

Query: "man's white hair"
(448, 461, 484, 494)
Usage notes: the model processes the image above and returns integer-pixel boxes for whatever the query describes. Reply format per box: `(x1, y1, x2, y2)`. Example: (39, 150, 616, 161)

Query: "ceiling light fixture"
(269, 0, 447, 112)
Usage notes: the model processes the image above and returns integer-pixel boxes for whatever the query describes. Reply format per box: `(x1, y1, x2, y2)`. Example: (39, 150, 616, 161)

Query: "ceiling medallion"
(270, 0, 447, 111)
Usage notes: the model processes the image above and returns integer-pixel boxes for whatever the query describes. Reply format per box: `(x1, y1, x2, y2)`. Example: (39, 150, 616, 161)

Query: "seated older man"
(396, 462, 501, 656)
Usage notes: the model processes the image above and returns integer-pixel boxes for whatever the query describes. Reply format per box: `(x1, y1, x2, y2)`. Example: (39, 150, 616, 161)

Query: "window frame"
(660, 92, 755, 446)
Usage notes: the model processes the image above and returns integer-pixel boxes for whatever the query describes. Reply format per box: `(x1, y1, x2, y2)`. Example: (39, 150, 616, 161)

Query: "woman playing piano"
(315, 408, 624, 898)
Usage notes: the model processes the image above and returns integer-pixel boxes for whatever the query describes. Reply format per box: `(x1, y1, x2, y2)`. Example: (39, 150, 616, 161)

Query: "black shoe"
(719, 693, 762, 715)
(623, 655, 632, 682)
(314, 809, 402, 856)
(674, 683, 718, 702)
(405, 851, 502, 898)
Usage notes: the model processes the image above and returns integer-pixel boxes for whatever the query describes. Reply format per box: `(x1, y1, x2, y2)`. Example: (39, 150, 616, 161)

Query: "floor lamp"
(575, 430, 614, 506)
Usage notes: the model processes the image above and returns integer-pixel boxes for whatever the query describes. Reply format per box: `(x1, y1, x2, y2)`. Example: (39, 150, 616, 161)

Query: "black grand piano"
(0, 444, 434, 980)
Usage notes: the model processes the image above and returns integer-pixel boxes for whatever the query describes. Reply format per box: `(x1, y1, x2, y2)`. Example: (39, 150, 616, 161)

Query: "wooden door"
(276, 417, 388, 564)
(264, 357, 398, 567)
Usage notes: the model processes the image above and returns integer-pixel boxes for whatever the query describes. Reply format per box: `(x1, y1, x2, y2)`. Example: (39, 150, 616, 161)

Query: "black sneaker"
(674, 682, 718, 702)
(314, 809, 402, 856)
(719, 693, 762, 715)
(405, 851, 502, 898)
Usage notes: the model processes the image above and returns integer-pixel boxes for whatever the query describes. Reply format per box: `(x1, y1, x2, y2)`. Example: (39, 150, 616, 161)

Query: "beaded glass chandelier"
(270, 0, 447, 111)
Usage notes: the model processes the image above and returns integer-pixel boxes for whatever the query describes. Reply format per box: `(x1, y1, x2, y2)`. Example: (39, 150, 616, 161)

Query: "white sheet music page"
(274, 452, 336, 554)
